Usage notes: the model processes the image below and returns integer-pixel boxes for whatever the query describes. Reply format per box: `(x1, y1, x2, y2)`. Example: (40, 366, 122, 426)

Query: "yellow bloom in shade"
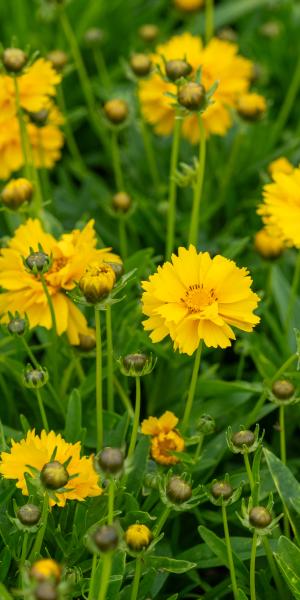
(0, 117, 23, 180)
(141, 411, 185, 465)
(268, 157, 294, 178)
(236, 92, 267, 120)
(258, 167, 300, 248)
(0, 430, 102, 507)
(27, 105, 64, 170)
(139, 33, 254, 142)
(254, 227, 285, 259)
(31, 559, 61, 582)
(174, 0, 204, 11)
(125, 524, 152, 551)
(0, 218, 121, 344)
(142, 246, 260, 355)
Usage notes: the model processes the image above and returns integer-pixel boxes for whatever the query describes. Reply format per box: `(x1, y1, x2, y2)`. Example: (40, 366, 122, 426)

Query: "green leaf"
(146, 556, 196, 574)
(198, 527, 249, 583)
(238, 589, 248, 600)
(126, 436, 150, 496)
(0, 548, 12, 583)
(64, 389, 85, 443)
(274, 536, 300, 598)
(0, 584, 13, 600)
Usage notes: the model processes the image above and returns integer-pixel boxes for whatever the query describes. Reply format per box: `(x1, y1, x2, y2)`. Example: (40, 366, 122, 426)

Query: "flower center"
(182, 284, 217, 313)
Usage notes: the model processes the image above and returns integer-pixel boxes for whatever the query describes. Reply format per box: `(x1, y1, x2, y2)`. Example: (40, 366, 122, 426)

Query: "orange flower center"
(182, 284, 217, 313)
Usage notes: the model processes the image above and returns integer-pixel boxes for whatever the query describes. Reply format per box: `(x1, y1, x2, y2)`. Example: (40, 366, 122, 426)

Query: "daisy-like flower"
(268, 156, 294, 178)
(0, 430, 102, 507)
(258, 167, 300, 248)
(138, 33, 255, 143)
(141, 411, 184, 465)
(142, 245, 260, 355)
(0, 218, 121, 344)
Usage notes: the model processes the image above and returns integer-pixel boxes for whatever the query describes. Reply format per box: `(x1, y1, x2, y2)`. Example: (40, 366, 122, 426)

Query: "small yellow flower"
(30, 558, 61, 582)
(254, 227, 285, 259)
(141, 411, 184, 465)
(268, 157, 294, 178)
(79, 261, 116, 303)
(174, 0, 204, 11)
(124, 524, 152, 551)
(236, 92, 267, 120)
(1, 178, 33, 209)
(0, 430, 102, 507)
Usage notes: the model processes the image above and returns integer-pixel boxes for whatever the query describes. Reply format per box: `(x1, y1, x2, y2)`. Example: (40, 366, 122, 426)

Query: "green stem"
(29, 494, 49, 561)
(139, 116, 161, 195)
(153, 506, 170, 536)
(19, 532, 28, 568)
(93, 48, 111, 90)
(98, 553, 112, 600)
(165, 113, 182, 259)
(118, 218, 128, 259)
(95, 309, 103, 451)
(188, 114, 206, 246)
(57, 84, 86, 175)
(111, 130, 124, 190)
(40, 273, 58, 388)
(36, 389, 49, 432)
(88, 554, 98, 600)
(13, 76, 31, 180)
(279, 405, 290, 537)
(244, 453, 255, 491)
(250, 532, 258, 600)
(108, 478, 115, 525)
(285, 251, 300, 336)
(127, 376, 141, 458)
(262, 537, 285, 599)
(205, 0, 214, 43)
(271, 352, 298, 384)
(106, 306, 114, 413)
(270, 54, 300, 149)
(113, 377, 134, 417)
(221, 504, 239, 600)
(218, 131, 243, 214)
(182, 341, 202, 431)
(130, 556, 142, 600)
(194, 433, 204, 461)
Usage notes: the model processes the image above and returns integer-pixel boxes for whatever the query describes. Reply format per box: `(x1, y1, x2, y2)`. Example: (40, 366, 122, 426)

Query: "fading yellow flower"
(0, 218, 121, 344)
(139, 33, 254, 142)
(236, 92, 267, 120)
(268, 157, 294, 178)
(125, 524, 152, 551)
(142, 246, 260, 355)
(141, 411, 184, 465)
(258, 167, 300, 248)
(0, 430, 102, 507)
(254, 227, 285, 259)
(174, 0, 204, 11)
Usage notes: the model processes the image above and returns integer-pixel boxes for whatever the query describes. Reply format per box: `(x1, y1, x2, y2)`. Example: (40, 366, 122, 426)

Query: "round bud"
(1, 178, 33, 210)
(25, 251, 50, 273)
(138, 24, 159, 43)
(104, 99, 129, 125)
(166, 476, 192, 504)
(260, 21, 281, 39)
(174, 0, 203, 12)
(30, 559, 61, 582)
(249, 506, 272, 528)
(8, 317, 26, 336)
(272, 380, 295, 401)
(211, 481, 233, 500)
(93, 525, 119, 552)
(97, 447, 124, 475)
(231, 430, 255, 448)
(84, 28, 105, 47)
(79, 262, 116, 304)
(18, 503, 41, 526)
(218, 27, 238, 43)
(29, 109, 49, 126)
(78, 332, 96, 352)
(165, 59, 192, 82)
(236, 93, 266, 121)
(254, 228, 284, 260)
(122, 353, 147, 375)
(178, 82, 206, 111)
(40, 461, 69, 490)
(112, 192, 132, 213)
(24, 367, 48, 389)
(3, 48, 27, 72)
(47, 50, 68, 71)
(125, 523, 152, 551)
(130, 53, 152, 77)
(197, 414, 215, 435)
(104, 261, 124, 280)
(35, 582, 58, 600)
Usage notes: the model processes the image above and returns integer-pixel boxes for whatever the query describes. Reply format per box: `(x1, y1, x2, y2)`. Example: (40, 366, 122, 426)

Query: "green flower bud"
(249, 506, 272, 528)
(93, 525, 119, 552)
(78, 332, 96, 352)
(272, 380, 295, 401)
(165, 59, 192, 82)
(119, 353, 156, 377)
(138, 24, 159, 43)
(231, 430, 255, 448)
(25, 251, 51, 274)
(112, 192, 132, 213)
(166, 476, 192, 504)
(40, 461, 69, 490)
(8, 317, 27, 336)
(3, 48, 27, 72)
(96, 447, 124, 475)
(197, 414, 215, 435)
(47, 50, 68, 71)
(23, 365, 48, 389)
(211, 481, 233, 500)
(130, 53, 152, 77)
(35, 582, 58, 600)
(84, 28, 105, 47)
(178, 82, 206, 111)
(104, 99, 129, 124)
(17, 503, 41, 526)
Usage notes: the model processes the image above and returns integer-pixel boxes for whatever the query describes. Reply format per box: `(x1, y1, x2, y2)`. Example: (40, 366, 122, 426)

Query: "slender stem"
(205, 0, 214, 44)
(29, 494, 49, 561)
(57, 84, 86, 175)
(270, 54, 300, 149)
(111, 130, 124, 190)
(153, 506, 170, 536)
(88, 554, 98, 600)
(244, 453, 255, 492)
(113, 377, 134, 417)
(118, 218, 128, 259)
(13, 76, 31, 180)
(279, 405, 290, 537)
(40, 273, 58, 388)
(108, 478, 115, 525)
(285, 251, 300, 336)
(262, 537, 285, 599)
(250, 532, 258, 600)
(218, 131, 243, 214)
(19, 532, 28, 568)
(182, 341, 202, 431)
(194, 433, 204, 461)
(95, 309, 103, 451)
(188, 114, 206, 246)
(165, 113, 182, 259)
(130, 556, 142, 600)
(36, 389, 49, 432)
(271, 352, 298, 384)
(221, 504, 239, 600)
(106, 306, 114, 413)
(93, 48, 111, 90)
(139, 116, 161, 194)
(98, 553, 112, 600)
(127, 376, 141, 458)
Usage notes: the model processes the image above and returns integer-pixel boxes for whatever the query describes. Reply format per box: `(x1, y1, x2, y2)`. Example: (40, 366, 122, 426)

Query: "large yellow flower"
(142, 245, 260, 355)
(139, 33, 254, 142)
(258, 167, 300, 248)
(0, 430, 102, 507)
(0, 218, 121, 344)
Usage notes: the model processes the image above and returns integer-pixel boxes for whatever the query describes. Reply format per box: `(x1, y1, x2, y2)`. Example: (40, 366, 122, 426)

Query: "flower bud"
(25, 251, 50, 274)
(174, 0, 203, 12)
(165, 59, 192, 82)
(23, 366, 48, 389)
(272, 380, 295, 401)
(35, 582, 58, 600)
(197, 414, 215, 435)
(231, 430, 255, 448)
(260, 21, 281, 39)
(29, 109, 49, 126)
(31, 559, 61, 582)
(40, 461, 69, 490)
(17, 503, 41, 526)
(124, 524, 152, 551)
(84, 28, 105, 47)
(237, 93, 266, 121)
(104, 261, 124, 280)
(78, 332, 96, 352)
(8, 317, 27, 336)
(138, 24, 159, 43)
(96, 447, 124, 475)
(249, 506, 272, 528)
(178, 82, 206, 111)
(1, 178, 33, 210)
(93, 525, 119, 552)
(130, 53, 152, 77)
(211, 481, 233, 500)
(218, 27, 238, 42)
(79, 262, 116, 304)
(119, 352, 155, 377)
(112, 192, 132, 214)
(47, 50, 68, 71)
(104, 99, 129, 125)
(254, 228, 284, 260)
(3, 48, 27, 72)
(166, 476, 192, 504)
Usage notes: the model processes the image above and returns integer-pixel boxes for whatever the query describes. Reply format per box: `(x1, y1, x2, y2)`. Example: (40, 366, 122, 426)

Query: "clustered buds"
(124, 523, 152, 552)
(23, 365, 49, 389)
(104, 99, 129, 125)
(130, 53, 152, 77)
(96, 447, 124, 475)
(40, 461, 69, 490)
(17, 503, 41, 526)
(119, 352, 155, 377)
(165, 59, 192, 82)
(2, 47, 27, 72)
(178, 82, 206, 111)
(1, 178, 33, 210)
(112, 191, 132, 214)
(79, 261, 116, 303)
(93, 524, 119, 552)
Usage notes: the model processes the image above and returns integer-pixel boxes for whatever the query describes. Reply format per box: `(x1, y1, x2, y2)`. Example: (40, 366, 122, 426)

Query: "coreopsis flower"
(258, 167, 300, 248)
(142, 245, 260, 355)
(174, 0, 204, 11)
(0, 218, 121, 343)
(254, 227, 285, 259)
(141, 411, 184, 465)
(268, 156, 294, 178)
(1, 177, 33, 209)
(138, 33, 254, 142)
(0, 430, 102, 507)
(124, 524, 152, 551)
(27, 104, 64, 169)
(236, 92, 266, 121)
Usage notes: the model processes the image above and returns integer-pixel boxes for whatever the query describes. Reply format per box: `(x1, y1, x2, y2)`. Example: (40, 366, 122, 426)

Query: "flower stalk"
(130, 556, 142, 600)
(166, 112, 182, 259)
(188, 114, 206, 246)
(106, 305, 114, 413)
(250, 532, 258, 600)
(128, 376, 141, 458)
(222, 503, 239, 600)
(95, 308, 104, 450)
(182, 341, 202, 431)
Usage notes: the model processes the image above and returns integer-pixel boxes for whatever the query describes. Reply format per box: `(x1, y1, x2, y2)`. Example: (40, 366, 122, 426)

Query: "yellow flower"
(236, 92, 267, 120)
(124, 524, 152, 551)
(139, 33, 254, 142)
(27, 104, 64, 170)
(0, 117, 23, 180)
(174, 0, 204, 11)
(0, 218, 121, 344)
(142, 245, 260, 355)
(30, 559, 61, 582)
(1, 177, 33, 209)
(141, 411, 184, 465)
(79, 262, 116, 303)
(258, 167, 300, 248)
(0, 430, 102, 507)
(268, 157, 294, 178)
(254, 227, 285, 259)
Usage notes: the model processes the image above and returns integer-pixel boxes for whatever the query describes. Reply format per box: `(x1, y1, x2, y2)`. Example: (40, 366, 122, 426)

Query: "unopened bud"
(178, 82, 206, 111)
(84, 28, 105, 47)
(23, 366, 48, 389)
(3, 48, 27, 72)
(79, 262, 116, 304)
(104, 99, 129, 125)
(8, 317, 27, 336)
(272, 380, 295, 400)
(93, 524, 119, 552)
(78, 332, 96, 352)
(125, 523, 152, 551)
(1, 178, 33, 210)
(211, 481, 233, 500)
(249, 506, 272, 528)
(97, 447, 124, 475)
(47, 50, 68, 71)
(17, 503, 41, 526)
(231, 430, 255, 448)
(112, 192, 132, 213)
(138, 24, 159, 43)
(35, 582, 58, 600)
(166, 476, 192, 504)
(165, 59, 192, 82)
(40, 461, 69, 490)
(29, 109, 49, 126)
(25, 251, 50, 274)
(130, 53, 152, 77)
